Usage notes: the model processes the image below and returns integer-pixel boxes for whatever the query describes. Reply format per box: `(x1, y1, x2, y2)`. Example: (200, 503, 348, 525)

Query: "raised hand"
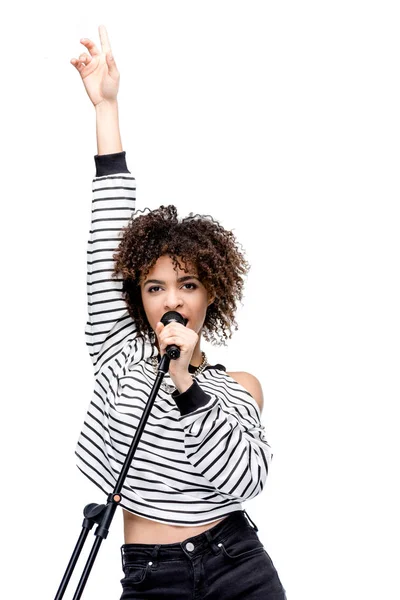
(70, 24, 120, 107)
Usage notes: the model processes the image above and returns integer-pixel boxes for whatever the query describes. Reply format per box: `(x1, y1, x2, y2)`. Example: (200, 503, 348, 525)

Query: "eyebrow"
(143, 275, 200, 287)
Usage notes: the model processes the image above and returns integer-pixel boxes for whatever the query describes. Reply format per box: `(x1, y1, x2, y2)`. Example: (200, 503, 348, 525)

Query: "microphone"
(160, 311, 187, 360)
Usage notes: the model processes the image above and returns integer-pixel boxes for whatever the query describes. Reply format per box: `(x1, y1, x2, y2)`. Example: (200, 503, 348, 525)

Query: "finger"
(80, 37, 100, 57)
(78, 52, 91, 64)
(155, 322, 164, 335)
(106, 51, 119, 78)
(160, 335, 186, 348)
(161, 326, 190, 342)
(99, 24, 112, 54)
(70, 58, 86, 73)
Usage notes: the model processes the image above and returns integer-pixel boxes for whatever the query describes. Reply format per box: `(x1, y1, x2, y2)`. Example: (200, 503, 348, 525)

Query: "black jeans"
(120, 510, 287, 599)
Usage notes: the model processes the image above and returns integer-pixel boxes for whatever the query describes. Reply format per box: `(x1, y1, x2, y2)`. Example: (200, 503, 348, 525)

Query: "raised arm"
(71, 26, 137, 374)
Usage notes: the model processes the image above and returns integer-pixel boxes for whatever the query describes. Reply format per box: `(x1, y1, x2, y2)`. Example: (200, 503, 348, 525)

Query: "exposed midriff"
(123, 509, 228, 544)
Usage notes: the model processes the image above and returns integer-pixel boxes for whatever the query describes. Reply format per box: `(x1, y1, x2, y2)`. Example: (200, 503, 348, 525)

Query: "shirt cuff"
(94, 151, 131, 177)
(172, 380, 212, 416)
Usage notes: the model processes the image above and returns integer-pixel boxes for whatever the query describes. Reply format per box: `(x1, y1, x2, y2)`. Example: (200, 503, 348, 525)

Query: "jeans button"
(185, 542, 195, 552)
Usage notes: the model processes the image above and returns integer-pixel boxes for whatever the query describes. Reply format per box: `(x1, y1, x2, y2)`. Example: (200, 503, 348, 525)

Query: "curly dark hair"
(112, 205, 250, 345)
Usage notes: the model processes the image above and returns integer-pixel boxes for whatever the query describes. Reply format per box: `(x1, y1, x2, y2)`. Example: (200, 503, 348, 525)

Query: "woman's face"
(140, 255, 214, 335)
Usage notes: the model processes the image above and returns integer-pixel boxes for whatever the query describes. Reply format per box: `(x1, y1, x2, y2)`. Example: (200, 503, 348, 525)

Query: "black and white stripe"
(76, 154, 273, 526)
(86, 172, 137, 375)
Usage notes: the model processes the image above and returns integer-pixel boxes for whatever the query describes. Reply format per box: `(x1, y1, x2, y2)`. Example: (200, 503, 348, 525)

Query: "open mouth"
(160, 312, 189, 327)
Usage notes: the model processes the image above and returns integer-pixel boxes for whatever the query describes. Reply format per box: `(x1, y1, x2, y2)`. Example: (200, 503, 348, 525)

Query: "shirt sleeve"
(172, 379, 272, 501)
(85, 151, 138, 374)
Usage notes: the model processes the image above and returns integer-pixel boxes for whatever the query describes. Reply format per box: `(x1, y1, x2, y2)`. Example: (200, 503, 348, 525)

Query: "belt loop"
(243, 510, 258, 532)
(150, 544, 161, 567)
(205, 529, 221, 554)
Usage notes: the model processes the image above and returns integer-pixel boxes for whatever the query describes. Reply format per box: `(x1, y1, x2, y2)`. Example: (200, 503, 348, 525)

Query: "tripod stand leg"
(55, 357, 170, 597)
(54, 528, 90, 600)
(72, 536, 103, 600)
(70, 500, 118, 599)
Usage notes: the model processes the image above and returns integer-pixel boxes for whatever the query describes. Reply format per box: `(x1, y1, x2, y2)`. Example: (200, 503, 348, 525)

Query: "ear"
(207, 293, 216, 307)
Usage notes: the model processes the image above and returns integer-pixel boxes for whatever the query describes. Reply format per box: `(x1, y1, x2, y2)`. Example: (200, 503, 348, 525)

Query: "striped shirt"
(75, 151, 273, 526)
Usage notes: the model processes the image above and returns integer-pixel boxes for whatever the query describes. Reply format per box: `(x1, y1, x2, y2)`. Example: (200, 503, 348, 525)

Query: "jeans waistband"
(121, 510, 258, 567)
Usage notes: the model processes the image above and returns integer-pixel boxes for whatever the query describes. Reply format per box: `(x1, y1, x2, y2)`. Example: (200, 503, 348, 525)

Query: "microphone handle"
(166, 344, 180, 360)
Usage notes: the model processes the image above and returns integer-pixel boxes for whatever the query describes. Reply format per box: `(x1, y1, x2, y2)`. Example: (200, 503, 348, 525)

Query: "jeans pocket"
(217, 536, 266, 560)
(120, 562, 151, 586)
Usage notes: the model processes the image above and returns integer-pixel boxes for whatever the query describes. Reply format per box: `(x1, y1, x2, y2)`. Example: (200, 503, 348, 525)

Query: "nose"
(164, 288, 184, 311)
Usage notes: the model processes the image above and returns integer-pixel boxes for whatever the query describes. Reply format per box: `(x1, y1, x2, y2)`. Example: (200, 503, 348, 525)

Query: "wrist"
(95, 100, 122, 156)
(95, 98, 119, 111)
(173, 374, 194, 394)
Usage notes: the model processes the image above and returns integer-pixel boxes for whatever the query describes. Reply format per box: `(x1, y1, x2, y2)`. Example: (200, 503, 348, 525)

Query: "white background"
(1, 1, 399, 599)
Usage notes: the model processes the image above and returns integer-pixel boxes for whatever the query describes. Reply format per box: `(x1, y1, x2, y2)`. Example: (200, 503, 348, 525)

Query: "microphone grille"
(160, 311, 186, 326)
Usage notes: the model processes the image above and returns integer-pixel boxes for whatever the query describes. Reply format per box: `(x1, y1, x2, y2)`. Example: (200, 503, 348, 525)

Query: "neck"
(186, 332, 204, 366)
(190, 348, 204, 367)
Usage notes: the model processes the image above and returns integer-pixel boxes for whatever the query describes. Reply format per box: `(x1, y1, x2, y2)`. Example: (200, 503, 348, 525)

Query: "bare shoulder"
(225, 371, 264, 413)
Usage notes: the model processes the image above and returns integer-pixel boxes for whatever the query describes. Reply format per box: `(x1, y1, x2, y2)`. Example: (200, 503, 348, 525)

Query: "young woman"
(70, 24, 287, 600)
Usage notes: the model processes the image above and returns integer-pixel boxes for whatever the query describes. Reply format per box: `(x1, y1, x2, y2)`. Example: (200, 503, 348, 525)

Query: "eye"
(148, 286, 162, 293)
(183, 283, 198, 290)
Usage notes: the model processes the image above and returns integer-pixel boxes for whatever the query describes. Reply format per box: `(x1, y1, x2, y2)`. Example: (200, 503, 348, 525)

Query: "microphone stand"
(54, 353, 171, 600)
